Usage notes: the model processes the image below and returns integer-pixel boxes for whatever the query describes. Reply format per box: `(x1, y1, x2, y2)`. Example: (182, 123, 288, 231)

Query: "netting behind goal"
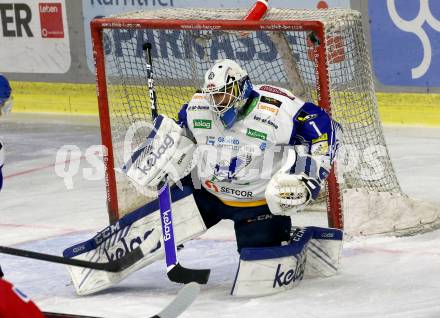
(91, 8, 431, 235)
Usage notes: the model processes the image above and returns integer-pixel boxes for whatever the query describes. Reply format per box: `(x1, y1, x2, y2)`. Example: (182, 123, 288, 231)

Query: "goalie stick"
(0, 245, 143, 272)
(43, 282, 200, 318)
(142, 42, 210, 285)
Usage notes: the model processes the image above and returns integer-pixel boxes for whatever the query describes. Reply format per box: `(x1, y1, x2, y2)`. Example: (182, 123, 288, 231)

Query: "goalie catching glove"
(123, 115, 196, 188)
(265, 148, 328, 216)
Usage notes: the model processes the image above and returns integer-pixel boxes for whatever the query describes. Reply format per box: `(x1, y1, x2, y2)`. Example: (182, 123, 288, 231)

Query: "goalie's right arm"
(123, 114, 196, 188)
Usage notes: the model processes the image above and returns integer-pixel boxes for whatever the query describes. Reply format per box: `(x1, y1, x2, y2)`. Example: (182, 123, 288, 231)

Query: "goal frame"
(90, 17, 343, 229)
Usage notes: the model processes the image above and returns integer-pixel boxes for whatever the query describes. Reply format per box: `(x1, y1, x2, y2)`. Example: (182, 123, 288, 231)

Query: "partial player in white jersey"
(0, 74, 13, 191)
(66, 60, 344, 296)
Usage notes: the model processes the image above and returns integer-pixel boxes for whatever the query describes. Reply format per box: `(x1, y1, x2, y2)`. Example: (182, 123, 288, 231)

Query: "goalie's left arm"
(266, 102, 342, 215)
(123, 114, 196, 188)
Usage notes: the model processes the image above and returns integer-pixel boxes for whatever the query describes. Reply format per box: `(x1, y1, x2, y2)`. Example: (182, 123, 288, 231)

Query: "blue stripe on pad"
(308, 244, 338, 271)
(239, 228, 313, 261)
(308, 226, 343, 241)
(63, 183, 193, 258)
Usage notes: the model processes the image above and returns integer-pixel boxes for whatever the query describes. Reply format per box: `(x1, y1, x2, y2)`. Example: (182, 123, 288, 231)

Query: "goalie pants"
(181, 176, 292, 252)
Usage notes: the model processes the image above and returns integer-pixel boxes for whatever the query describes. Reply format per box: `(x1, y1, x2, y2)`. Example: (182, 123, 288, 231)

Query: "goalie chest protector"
(184, 85, 305, 204)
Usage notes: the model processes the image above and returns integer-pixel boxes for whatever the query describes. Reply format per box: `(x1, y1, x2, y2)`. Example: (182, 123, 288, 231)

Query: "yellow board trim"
(221, 199, 267, 207)
(10, 81, 98, 114)
(376, 92, 440, 127)
(8, 81, 440, 127)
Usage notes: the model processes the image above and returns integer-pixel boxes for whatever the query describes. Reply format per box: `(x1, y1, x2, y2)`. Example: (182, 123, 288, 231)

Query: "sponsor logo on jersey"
(311, 133, 329, 155)
(260, 95, 282, 107)
(246, 128, 267, 141)
(204, 180, 220, 192)
(193, 119, 212, 129)
(311, 142, 329, 156)
(260, 85, 295, 100)
(296, 110, 318, 122)
(312, 133, 328, 144)
(218, 136, 240, 145)
(188, 105, 209, 111)
(204, 180, 253, 198)
(206, 136, 216, 145)
(220, 187, 253, 198)
(257, 103, 279, 114)
(204, 136, 260, 153)
(204, 136, 241, 150)
(260, 142, 267, 151)
(253, 115, 279, 129)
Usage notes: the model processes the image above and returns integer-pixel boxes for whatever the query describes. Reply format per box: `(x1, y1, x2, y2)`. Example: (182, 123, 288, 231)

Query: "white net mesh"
(93, 8, 440, 235)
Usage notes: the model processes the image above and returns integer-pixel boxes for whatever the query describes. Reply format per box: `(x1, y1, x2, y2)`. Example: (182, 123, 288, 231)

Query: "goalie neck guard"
(202, 59, 253, 129)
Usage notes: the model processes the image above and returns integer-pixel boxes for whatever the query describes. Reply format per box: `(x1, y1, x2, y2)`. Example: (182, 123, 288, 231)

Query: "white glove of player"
(265, 149, 322, 216)
(123, 115, 196, 188)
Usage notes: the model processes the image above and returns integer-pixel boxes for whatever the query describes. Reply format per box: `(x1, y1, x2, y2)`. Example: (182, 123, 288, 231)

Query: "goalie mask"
(0, 75, 12, 116)
(202, 59, 253, 129)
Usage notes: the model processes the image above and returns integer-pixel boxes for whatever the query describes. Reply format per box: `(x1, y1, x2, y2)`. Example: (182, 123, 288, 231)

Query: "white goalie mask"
(202, 59, 253, 128)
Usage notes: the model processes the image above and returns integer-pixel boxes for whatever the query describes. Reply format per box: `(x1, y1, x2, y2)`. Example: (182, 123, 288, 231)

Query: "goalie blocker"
(232, 226, 343, 297)
(123, 115, 196, 188)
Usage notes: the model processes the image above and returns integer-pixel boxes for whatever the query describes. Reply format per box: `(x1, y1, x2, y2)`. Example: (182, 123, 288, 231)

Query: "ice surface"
(0, 114, 439, 317)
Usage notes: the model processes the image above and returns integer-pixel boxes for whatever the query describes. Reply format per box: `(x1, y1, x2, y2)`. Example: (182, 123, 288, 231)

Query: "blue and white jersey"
(178, 84, 341, 206)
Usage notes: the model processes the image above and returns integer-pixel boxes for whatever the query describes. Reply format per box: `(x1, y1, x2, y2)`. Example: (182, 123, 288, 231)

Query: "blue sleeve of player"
(177, 103, 189, 128)
(290, 102, 341, 162)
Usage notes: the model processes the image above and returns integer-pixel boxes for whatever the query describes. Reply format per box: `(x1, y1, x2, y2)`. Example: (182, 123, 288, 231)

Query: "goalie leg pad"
(63, 186, 206, 296)
(304, 226, 343, 278)
(231, 227, 313, 297)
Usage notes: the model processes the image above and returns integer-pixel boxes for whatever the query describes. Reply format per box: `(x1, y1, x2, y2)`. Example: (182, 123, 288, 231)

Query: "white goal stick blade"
(43, 283, 200, 318)
(151, 282, 201, 318)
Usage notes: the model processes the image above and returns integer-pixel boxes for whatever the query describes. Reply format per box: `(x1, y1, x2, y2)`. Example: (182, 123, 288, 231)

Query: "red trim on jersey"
(259, 85, 296, 100)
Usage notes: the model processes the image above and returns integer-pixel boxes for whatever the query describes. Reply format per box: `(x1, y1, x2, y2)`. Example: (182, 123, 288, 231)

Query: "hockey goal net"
(91, 8, 440, 236)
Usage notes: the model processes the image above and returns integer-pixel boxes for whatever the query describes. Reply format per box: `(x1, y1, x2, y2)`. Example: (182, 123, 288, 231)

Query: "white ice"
(0, 114, 439, 318)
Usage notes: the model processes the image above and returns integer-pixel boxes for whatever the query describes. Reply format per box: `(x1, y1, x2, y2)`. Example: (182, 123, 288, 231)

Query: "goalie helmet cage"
(91, 8, 440, 236)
